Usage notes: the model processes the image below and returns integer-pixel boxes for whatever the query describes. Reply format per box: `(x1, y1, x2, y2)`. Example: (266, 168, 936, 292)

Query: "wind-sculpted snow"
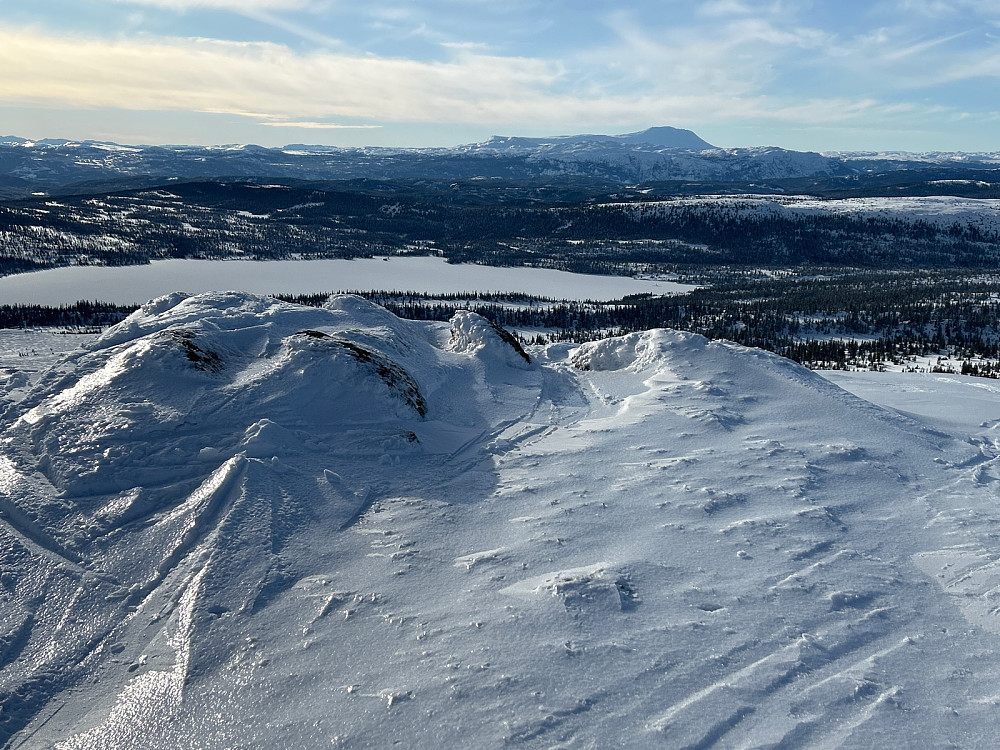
(569, 328, 709, 373)
(448, 310, 532, 368)
(3, 295, 1000, 747)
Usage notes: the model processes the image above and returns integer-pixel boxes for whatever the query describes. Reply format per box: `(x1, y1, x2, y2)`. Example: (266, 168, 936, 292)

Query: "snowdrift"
(2, 293, 1000, 748)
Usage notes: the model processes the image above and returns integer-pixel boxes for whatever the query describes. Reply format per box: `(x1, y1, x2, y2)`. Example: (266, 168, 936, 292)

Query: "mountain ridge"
(474, 126, 716, 151)
(2, 127, 997, 199)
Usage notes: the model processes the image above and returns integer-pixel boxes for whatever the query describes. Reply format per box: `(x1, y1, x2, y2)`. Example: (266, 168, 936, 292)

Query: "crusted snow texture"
(4, 293, 1000, 749)
(447, 309, 532, 368)
(570, 328, 708, 372)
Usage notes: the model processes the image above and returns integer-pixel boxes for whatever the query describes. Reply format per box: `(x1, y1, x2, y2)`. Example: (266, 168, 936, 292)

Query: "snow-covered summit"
(476, 126, 715, 152)
(461, 134, 845, 181)
(4, 294, 1000, 747)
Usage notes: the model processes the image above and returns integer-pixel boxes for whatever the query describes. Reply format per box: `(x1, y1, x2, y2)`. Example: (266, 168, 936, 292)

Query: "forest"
(0, 182, 997, 277)
(6, 269, 1000, 376)
(3, 180, 1000, 376)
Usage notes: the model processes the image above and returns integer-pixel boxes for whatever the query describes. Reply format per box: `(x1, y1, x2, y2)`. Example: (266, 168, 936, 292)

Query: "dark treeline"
(0, 301, 134, 329)
(279, 270, 1000, 374)
(2, 183, 998, 277)
(8, 269, 1000, 377)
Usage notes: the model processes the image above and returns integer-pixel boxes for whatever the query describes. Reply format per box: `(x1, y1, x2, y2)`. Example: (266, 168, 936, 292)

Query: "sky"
(0, 0, 997, 152)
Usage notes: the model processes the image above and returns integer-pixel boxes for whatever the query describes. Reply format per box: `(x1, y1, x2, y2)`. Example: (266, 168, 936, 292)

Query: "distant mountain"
(619, 126, 716, 149)
(472, 126, 715, 151)
(0, 128, 997, 198)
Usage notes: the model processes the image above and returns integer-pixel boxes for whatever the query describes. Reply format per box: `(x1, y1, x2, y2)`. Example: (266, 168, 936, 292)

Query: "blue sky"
(1, 0, 997, 151)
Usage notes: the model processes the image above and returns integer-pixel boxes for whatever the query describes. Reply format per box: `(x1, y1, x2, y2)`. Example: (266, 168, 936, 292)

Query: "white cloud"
(817, 24, 1000, 90)
(105, 0, 314, 9)
(237, 7, 345, 49)
(696, 1, 755, 18)
(0, 28, 565, 124)
(0, 25, 977, 141)
(591, 11, 832, 100)
(260, 121, 381, 128)
(894, 0, 1000, 18)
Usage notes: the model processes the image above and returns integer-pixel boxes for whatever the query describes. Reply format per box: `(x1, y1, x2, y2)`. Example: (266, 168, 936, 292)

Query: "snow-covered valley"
(3, 293, 1000, 747)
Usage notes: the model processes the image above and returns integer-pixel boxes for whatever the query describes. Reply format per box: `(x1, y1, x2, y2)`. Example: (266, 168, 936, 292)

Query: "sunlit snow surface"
(2, 293, 1000, 748)
(615, 195, 1000, 235)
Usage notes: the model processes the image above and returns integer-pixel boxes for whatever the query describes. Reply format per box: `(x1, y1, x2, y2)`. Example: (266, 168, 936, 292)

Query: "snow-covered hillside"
(467, 126, 715, 152)
(612, 194, 1000, 234)
(465, 138, 847, 182)
(832, 150, 1000, 166)
(3, 293, 1000, 748)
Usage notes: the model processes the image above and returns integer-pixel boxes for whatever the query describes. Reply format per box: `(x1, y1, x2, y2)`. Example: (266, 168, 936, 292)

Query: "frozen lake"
(0, 257, 692, 306)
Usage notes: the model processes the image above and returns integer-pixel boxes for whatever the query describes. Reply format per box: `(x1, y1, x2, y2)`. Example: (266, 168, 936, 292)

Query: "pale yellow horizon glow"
(0, 26, 962, 140)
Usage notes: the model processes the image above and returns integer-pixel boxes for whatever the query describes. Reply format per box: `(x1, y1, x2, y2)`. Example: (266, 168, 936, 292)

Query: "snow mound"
(92, 290, 277, 349)
(503, 563, 639, 613)
(3, 295, 1000, 748)
(5, 292, 454, 530)
(282, 329, 427, 417)
(570, 328, 706, 372)
(447, 309, 532, 368)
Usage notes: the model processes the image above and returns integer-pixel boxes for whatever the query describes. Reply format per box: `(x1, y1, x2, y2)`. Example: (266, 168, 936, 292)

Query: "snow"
(819, 369, 1000, 446)
(3, 294, 1000, 747)
(0, 257, 692, 307)
(0, 329, 100, 408)
(778, 196, 1000, 232)
(615, 195, 1000, 234)
(831, 150, 1000, 165)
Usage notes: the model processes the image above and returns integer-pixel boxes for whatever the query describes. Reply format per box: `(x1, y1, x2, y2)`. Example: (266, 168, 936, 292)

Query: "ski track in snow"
(0, 294, 999, 747)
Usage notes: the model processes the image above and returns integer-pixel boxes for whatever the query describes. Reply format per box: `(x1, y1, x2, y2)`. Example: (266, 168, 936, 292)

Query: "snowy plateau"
(3, 292, 1000, 748)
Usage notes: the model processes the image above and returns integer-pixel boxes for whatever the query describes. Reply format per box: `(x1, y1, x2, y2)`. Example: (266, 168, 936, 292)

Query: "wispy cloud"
(105, 0, 314, 9)
(893, 0, 1000, 18)
(0, 0, 991, 150)
(237, 7, 345, 49)
(0, 19, 984, 145)
(695, 0, 756, 18)
(0, 28, 563, 124)
(817, 23, 1000, 91)
(260, 121, 382, 128)
(591, 10, 831, 100)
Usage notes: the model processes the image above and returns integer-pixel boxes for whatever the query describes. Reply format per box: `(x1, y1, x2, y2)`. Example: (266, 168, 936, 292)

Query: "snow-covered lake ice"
(0, 257, 692, 306)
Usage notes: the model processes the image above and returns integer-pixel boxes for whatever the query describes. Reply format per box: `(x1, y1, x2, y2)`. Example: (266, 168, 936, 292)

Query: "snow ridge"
(3, 294, 1000, 747)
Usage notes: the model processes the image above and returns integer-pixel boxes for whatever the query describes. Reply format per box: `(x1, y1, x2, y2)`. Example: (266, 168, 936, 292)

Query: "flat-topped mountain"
(1, 127, 996, 199)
